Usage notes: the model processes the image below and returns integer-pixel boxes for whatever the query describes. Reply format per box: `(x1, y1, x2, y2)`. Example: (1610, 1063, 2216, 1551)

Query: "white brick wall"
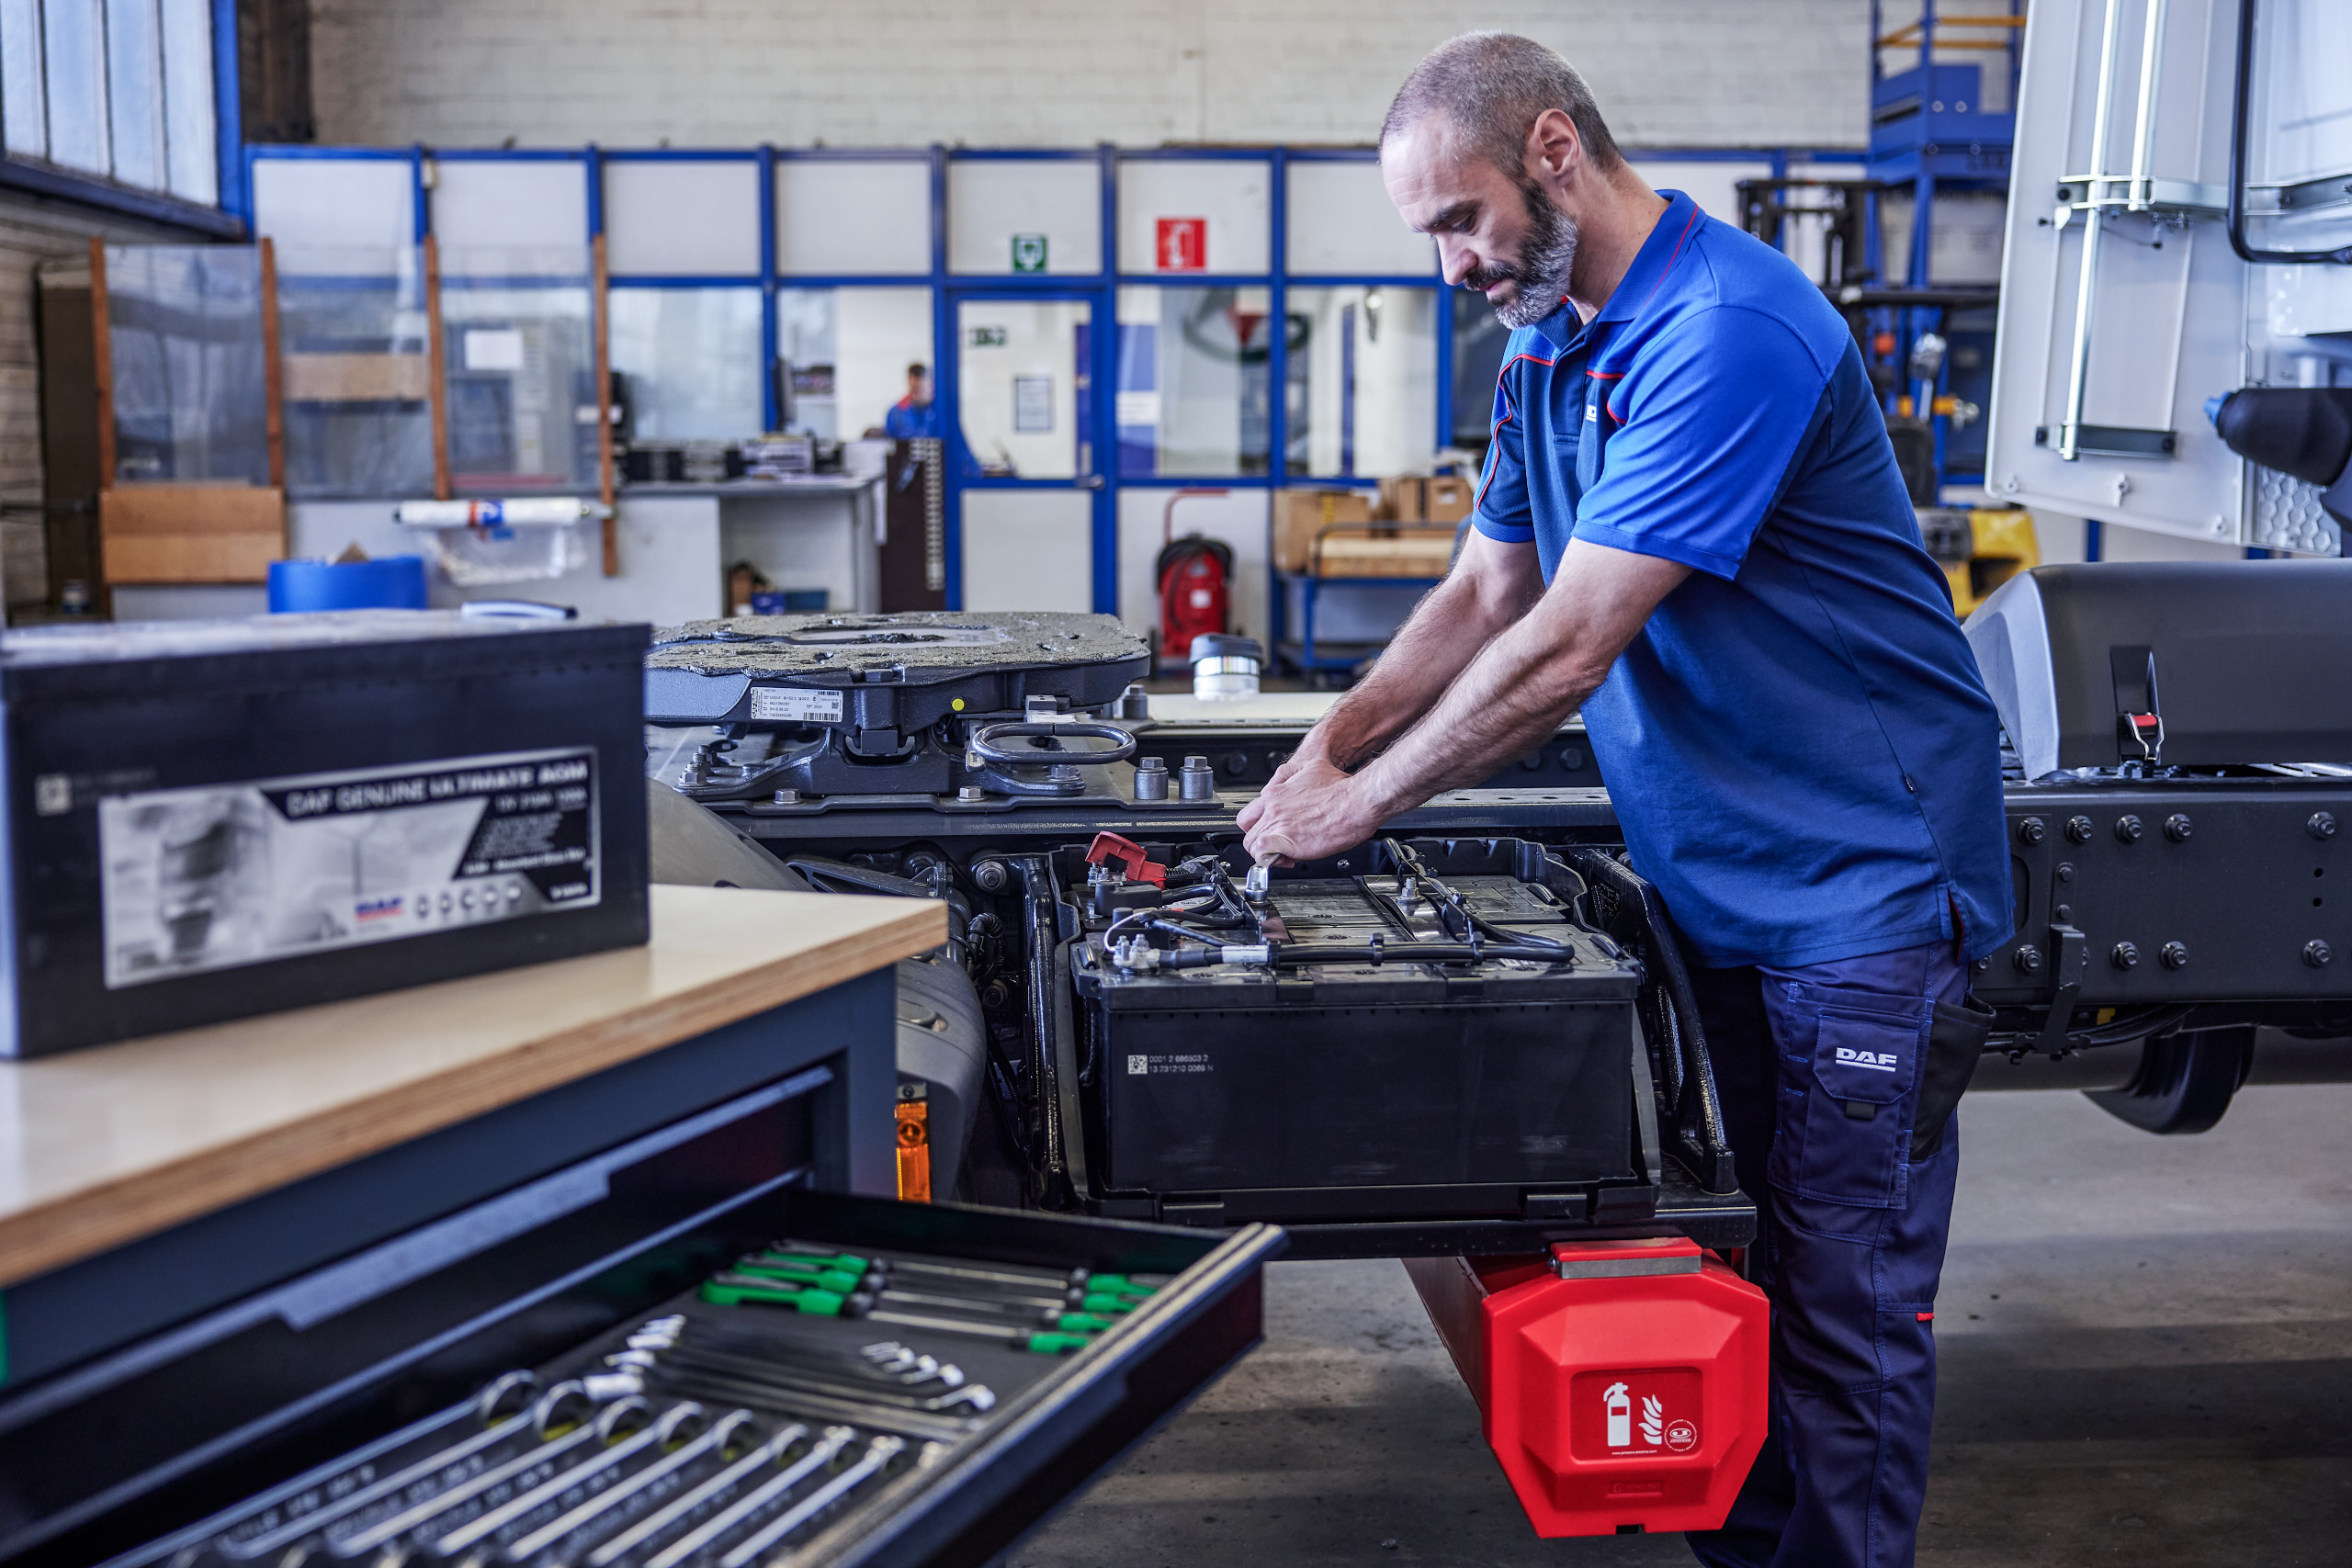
(310, 0, 1871, 152)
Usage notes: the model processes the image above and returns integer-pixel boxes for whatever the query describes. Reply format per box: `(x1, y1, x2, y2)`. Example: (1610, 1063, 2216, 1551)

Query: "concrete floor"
(1015, 1084, 2352, 1567)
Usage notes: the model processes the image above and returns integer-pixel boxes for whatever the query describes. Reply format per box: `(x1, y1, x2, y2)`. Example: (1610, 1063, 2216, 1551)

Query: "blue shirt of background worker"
(884, 362, 941, 440)
(1467, 189, 2013, 966)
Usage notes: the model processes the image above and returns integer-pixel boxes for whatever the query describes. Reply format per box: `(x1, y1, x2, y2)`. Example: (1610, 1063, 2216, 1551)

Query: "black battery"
(1075, 861, 1653, 1226)
(0, 611, 650, 1057)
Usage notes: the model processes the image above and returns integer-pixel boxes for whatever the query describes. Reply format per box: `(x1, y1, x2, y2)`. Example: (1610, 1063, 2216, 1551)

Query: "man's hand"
(1238, 757, 1383, 866)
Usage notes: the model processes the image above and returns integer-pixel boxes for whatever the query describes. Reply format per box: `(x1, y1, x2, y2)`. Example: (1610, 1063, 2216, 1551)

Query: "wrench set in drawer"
(96, 1212, 1282, 1568)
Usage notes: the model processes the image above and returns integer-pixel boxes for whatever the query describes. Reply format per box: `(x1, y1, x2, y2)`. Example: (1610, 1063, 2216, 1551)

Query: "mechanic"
(1237, 32, 2011, 1568)
(883, 361, 940, 439)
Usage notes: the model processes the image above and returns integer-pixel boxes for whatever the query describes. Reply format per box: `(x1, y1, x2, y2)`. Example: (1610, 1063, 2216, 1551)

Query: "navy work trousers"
(1685, 941, 1966, 1568)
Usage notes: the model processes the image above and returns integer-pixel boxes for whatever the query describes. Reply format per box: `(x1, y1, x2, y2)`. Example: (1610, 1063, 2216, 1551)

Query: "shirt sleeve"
(1569, 305, 1834, 580)
(1471, 342, 1537, 546)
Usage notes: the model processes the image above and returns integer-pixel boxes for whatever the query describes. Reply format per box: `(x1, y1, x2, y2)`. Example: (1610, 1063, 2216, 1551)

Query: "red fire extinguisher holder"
(1406, 1235, 1770, 1539)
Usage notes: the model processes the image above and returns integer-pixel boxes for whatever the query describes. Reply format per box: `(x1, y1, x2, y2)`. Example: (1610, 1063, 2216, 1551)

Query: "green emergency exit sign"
(1011, 233, 1048, 273)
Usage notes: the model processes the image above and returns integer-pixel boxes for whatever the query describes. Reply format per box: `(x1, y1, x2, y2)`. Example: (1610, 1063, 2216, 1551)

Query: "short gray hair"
(1380, 32, 1623, 178)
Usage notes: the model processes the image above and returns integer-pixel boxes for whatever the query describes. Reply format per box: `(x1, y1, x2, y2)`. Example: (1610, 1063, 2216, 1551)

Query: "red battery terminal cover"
(1083, 830, 1167, 886)
(1405, 1235, 1770, 1539)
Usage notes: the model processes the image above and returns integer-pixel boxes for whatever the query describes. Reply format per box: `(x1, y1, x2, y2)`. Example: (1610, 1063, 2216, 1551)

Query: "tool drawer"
(2, 1140, 1281, 1567)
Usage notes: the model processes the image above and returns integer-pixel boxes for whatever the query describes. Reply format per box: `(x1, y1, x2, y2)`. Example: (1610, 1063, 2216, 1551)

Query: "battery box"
(1074, 854, 1654, 1227)
(0, 611, 650, 1056)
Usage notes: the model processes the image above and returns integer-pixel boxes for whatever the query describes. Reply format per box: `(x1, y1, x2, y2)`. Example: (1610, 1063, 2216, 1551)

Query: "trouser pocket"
(1909, 994, 1994, 1161)
(1771, 1001, 1925, 1208)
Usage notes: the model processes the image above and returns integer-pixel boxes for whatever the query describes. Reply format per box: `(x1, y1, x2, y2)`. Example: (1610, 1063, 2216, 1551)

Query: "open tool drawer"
(6, 1159, 1281, 1567)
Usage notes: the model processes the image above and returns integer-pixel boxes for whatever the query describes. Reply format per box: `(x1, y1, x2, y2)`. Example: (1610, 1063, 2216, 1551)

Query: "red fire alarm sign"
(1156, 217, 1207, 272)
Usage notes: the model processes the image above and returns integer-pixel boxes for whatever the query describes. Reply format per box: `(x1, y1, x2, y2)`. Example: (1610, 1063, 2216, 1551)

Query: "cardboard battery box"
(0, 611, 650, 1057)
(1274, 489, 1373, 572)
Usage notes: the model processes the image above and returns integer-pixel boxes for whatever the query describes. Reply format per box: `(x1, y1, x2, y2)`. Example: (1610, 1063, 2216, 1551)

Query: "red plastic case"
(1406, 1236, 1770, 1538)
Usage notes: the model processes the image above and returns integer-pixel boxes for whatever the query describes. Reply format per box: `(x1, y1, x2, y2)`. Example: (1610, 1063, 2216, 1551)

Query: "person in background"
(885, 362, 940, 439)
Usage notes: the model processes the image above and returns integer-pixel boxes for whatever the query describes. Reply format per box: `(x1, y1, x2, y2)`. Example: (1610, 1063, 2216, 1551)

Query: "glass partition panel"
(1452, 288, 1510, 452)
(603, 160, 761, 276)
(277, 244, 435, 498)
(437, 244, 598, 494)
(103, 0, 163, 191)
(160, 0, 215, 203)
(105, 244, 268, 485)
(1115, 285, 1272, 478)
(254, 157, 417, 266)
(947, 158, 1101, 276)
(963, 487, 1091, 612)
(432, 159, 589, 252)
(776, 286, 933, 440)
(3, 0, 47, 159)
(1284, 161, 1431, 276)
(1116, 159, 1271, 276)
(44, 0, 107, 175)
(956, 297, 1089, 479)
(609, 287, 762, 440)
(1285, 285, 1437, 479)
(777, 159, 931, 276)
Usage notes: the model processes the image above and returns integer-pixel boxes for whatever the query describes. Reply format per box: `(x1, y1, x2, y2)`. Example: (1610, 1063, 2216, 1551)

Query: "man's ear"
(1524, 108, 1584, 193)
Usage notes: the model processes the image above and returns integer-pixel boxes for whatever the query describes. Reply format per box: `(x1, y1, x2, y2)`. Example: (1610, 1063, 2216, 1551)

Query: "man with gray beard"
(1238, 31, 2011, 1568)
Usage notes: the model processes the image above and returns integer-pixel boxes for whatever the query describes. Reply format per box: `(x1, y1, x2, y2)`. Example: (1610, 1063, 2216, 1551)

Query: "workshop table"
(0, 884, 941, 1557)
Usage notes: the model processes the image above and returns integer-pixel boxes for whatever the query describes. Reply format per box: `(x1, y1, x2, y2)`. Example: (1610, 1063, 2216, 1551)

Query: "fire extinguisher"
(1155, 488, 1233, 672)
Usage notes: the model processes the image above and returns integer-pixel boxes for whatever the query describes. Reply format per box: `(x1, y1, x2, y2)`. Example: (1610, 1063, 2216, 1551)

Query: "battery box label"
(749, 686, 845, 724)
(97, 748, 599, 990)
(1126, 1053, 1213, 1076)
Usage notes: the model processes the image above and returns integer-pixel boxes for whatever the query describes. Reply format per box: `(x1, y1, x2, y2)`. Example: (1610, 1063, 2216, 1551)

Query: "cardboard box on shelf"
(1376, 475, 1426, 523)
(1314, 527, 1460, 579)
(1425, 474, 1474, 523)
(1275, 489, 1374, 572)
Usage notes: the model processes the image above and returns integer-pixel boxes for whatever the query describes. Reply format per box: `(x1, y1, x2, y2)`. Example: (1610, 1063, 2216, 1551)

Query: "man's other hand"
(1238, 757, 1381, 866)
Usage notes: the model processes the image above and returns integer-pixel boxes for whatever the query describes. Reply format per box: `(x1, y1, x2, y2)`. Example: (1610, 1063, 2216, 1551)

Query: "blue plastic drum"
(267, 556, 430, 613)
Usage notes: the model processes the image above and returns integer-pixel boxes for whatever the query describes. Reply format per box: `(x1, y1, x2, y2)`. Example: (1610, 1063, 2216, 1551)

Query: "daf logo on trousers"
(1835, 1046, 1900, 1072)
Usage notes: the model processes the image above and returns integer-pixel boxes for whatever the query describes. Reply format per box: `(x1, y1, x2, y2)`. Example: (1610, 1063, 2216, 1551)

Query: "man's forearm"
(1348, 542, 1692, 818)
(1297, 552, 1539, 771)
(1351, 610, 1601, 813)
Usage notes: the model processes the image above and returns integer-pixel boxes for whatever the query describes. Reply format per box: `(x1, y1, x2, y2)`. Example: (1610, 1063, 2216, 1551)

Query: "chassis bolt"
(1178, 754, 1216, 802)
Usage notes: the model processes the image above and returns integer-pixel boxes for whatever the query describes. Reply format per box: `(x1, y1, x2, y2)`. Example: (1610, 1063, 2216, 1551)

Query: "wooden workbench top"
(0, 885, 944, 1289)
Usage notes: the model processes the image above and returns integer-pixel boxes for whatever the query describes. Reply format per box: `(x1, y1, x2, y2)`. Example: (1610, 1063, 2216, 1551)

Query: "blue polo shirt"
(1474, 190, 2011, 968)
(885, 397, 940, 440)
